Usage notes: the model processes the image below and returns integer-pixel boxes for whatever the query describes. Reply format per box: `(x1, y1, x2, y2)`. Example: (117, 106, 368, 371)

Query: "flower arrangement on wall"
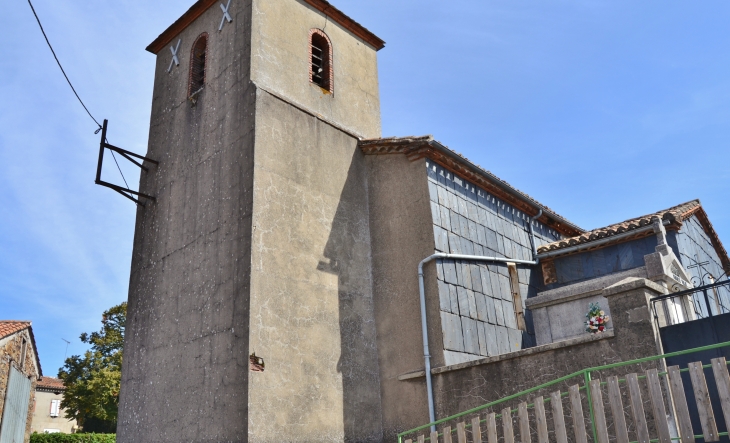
(585, 302, 610, 333)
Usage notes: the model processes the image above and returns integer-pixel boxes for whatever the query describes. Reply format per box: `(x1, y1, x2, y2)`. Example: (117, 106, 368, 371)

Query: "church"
(117, 0, 730, 441)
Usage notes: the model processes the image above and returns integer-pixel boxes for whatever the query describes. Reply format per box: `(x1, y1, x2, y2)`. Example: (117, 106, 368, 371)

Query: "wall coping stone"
(602, 277, 665, 298)
(430, 329, 614, 375)
(527, 267, 648, 309)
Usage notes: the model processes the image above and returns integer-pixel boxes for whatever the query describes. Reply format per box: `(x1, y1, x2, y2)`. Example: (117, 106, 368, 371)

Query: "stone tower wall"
(118, 1, 255, 441)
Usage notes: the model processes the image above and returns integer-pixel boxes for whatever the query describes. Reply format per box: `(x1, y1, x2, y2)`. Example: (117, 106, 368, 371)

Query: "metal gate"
(0, 366, 32, 443)
(652, 279, 730, 441)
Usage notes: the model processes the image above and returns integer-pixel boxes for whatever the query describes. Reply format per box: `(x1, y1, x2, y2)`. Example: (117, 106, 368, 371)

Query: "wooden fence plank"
(711, 357, 730, 438)
(431, 431, 439, 443)
(607, 376, 630, 443)
(627, 373, 651, 443)
(668, 365, 696, 443)
(444, 426, 453, 443)
(551, 391, 568, 443)
(487, 413, 498, 443)
(417, 435, 425, 443)
(534, 396, 549, 443)
(502, 408, 515, 443)
(472, 416, 483, 443)
(518, 402, 531, 443)
(569, 384, 588, 443)
(646, 368, 672, 443)
(689, 361, 720, 442)
(590, 378, 610, 443)
(405, 439, 412, 443)
(457, 422, 467, 443)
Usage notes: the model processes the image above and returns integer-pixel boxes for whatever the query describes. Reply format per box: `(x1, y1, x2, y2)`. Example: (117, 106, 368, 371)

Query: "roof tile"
(0, 321, 31, 340)
(537, 200, 701, 254)
(36, 376, 65, 390)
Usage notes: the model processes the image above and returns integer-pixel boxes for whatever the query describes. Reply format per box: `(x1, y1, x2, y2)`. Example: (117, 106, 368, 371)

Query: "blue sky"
(1, 0, 728, 376)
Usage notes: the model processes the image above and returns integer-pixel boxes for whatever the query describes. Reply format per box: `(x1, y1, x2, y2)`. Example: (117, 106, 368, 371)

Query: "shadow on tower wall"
(318, 149, 385, 443)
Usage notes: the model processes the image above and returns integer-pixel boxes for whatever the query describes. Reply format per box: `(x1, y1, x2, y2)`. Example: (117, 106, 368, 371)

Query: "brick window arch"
(309, 29, 333, 93)
(188, 33, 208, 97)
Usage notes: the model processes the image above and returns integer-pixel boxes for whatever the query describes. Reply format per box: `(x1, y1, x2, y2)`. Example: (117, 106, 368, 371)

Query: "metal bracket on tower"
(95, 119, 159, 206)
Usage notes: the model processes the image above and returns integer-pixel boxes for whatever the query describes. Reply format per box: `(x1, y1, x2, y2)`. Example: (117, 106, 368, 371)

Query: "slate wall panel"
(425, 160, 563, 362)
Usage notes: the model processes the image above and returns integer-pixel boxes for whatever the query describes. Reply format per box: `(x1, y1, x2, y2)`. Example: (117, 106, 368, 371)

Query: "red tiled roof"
(359, 136, 584, 237)
(537, 200, 701, 254)
(37, 376, 65, 390)
(0, 320, 43, 376)
(0, 321, 31, 340)
(536, 200, 730, 276)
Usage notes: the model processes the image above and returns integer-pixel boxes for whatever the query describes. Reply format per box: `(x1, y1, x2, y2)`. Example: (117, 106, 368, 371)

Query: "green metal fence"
(398, 340, 730, 443)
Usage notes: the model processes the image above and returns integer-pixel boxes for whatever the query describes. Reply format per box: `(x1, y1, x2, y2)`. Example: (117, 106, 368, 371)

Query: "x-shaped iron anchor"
(167, 39, 181, 73)
(219, 0, 233, 31)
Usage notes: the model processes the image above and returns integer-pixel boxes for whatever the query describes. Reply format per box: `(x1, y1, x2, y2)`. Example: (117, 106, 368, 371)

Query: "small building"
(528, 200, 729, 345)
(0, 321, 41, 443)
(30, 377, 77, 435)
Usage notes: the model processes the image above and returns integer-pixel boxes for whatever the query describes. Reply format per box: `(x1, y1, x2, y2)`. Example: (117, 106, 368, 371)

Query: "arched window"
(309, 29, 332, 92)
(188, 33, 208, 97)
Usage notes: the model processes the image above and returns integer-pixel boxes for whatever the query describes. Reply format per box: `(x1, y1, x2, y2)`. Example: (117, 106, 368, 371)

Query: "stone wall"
(118, 1, 255, 441)
(246, 89, 382, 442)
(0, 329, 40, 443)
(399, 278, 666, 439)
(366, 154, 440, 441)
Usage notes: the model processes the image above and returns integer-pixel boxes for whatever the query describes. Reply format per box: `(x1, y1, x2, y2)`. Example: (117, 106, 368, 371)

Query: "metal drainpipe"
(417, 210, 543, 430)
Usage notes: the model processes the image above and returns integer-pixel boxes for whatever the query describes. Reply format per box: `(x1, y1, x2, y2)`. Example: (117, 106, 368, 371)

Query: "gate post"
(602, 277, 666, 361)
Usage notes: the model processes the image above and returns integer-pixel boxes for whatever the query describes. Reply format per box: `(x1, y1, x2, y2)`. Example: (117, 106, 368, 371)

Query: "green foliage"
(58, 302, 126, 433)
(29, 433, 115, 443)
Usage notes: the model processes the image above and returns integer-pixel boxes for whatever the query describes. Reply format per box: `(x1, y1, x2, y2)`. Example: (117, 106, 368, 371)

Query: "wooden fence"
(403, 357, 730, 443)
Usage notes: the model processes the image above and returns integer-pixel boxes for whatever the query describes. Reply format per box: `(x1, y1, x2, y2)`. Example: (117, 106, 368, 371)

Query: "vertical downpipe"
(416, 207, 544, 433)
(417, 261, 437, 432)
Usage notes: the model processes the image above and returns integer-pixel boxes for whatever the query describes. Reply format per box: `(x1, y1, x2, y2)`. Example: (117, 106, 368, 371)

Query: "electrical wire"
(27, 0, 102, 132)
(28, 0, 132, 189)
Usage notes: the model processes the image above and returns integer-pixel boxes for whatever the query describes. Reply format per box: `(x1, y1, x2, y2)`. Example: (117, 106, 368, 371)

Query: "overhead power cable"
(27, 0, 130, 188)
(27, 0, 102, 132)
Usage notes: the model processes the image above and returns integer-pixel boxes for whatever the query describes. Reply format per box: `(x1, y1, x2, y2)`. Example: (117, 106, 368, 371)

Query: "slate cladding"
(547, 236, 658, 289)
(426, 160, 563, 364)
(669, 215, 730, 315)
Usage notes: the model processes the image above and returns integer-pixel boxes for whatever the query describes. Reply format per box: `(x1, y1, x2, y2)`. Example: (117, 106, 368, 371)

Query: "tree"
(58, 302, 126, 433)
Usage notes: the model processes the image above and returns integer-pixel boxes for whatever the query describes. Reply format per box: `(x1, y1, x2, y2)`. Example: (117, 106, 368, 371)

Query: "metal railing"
(651, 279, 730, 327)
(397, 340, 730, 443)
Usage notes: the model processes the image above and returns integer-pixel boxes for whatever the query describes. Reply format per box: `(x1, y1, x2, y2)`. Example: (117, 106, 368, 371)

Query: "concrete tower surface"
(117, 0, 385, 441)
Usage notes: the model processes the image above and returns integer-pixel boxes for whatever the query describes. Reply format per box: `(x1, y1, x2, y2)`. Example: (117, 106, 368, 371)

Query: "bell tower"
(117, 0, 385, 442)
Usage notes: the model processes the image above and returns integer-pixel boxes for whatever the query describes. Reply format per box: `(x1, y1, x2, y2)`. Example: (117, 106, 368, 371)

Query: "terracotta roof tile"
(36, 376, 65, 390)
(537, 200, 702, 254)
(0, 321, 31, 340)
(0, 320, 43, 376)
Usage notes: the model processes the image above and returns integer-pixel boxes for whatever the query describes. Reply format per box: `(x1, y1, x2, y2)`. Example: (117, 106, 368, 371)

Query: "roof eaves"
(535, 200, 728, 267)
(691, 206, 730, 278)
(359, 136, 584, 237)
(28, 323, 43, 377)
(146, 0, 385, 54)
(0, 321, 42, 377)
